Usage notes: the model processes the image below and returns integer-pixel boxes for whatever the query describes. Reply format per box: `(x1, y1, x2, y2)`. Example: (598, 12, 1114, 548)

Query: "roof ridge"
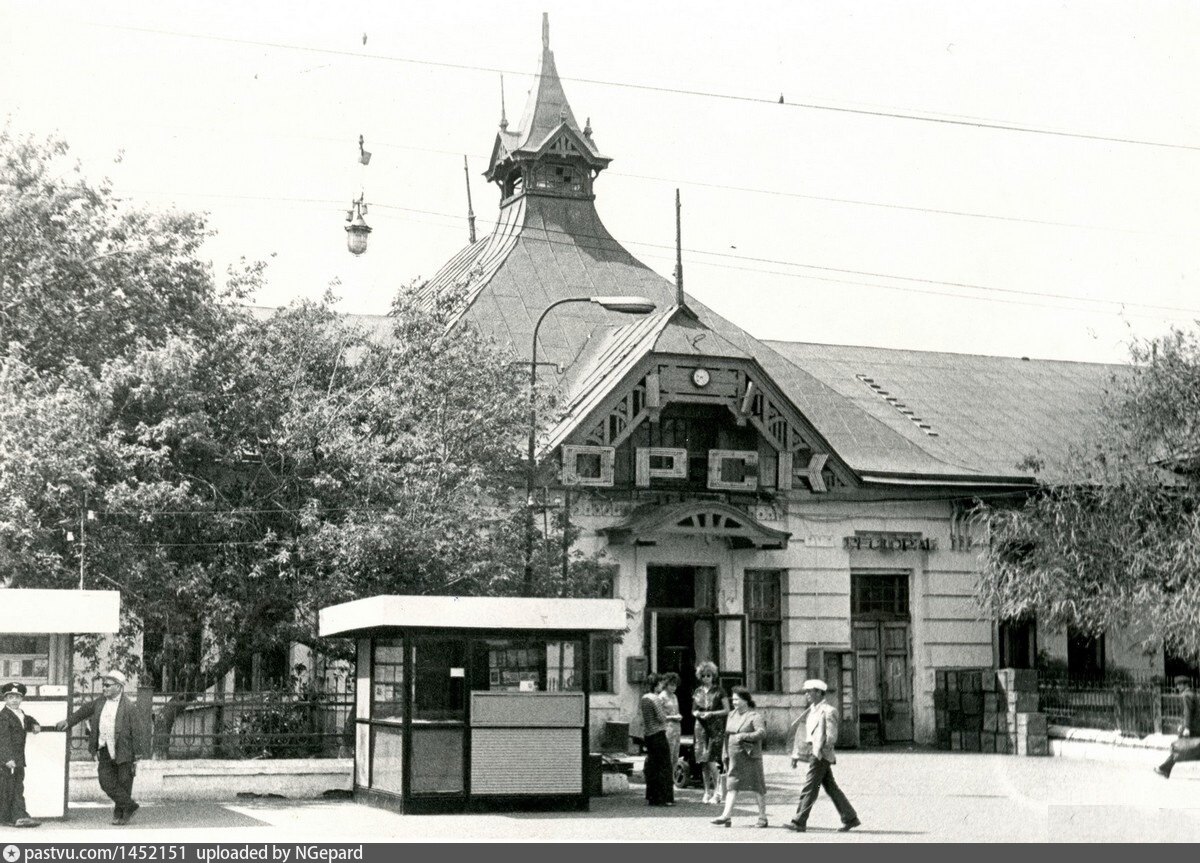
(763, 338, 1124, 368)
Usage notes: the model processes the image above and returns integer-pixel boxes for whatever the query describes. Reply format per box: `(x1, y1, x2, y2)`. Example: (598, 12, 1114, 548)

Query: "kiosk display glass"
(470, 638, 584, 692)
(0, 635, 50, 682)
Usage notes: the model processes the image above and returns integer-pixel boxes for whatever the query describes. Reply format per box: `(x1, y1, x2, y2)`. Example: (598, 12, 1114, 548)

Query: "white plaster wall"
(578, 496, 999, 747)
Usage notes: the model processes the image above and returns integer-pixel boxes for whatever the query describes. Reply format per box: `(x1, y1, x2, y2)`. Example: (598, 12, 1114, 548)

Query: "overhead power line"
(75, 115, 1198, 242)
(118, 185, 1200, 320)
(91, 22, 1200, 153)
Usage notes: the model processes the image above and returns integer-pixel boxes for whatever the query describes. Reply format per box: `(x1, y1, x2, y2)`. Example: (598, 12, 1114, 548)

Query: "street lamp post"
(525, 296, 657, 595)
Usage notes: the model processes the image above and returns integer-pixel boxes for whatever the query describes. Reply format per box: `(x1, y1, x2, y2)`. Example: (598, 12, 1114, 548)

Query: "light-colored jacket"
(791, 700, 839, 764)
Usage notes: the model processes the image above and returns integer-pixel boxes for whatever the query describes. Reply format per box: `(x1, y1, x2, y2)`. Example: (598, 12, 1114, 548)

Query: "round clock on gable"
(692, 368, 711, 388)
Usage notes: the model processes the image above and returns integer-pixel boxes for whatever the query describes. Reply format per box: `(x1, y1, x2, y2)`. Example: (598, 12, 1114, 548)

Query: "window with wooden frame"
(851, 573, 910, 619)
(590, 635, 615, 693)
(745, 569, 783, 692)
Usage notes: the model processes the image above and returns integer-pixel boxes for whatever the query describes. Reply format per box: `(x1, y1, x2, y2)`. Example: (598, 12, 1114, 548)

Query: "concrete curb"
(1048, 724, 1198, 774)
(70, 757, 352, 802)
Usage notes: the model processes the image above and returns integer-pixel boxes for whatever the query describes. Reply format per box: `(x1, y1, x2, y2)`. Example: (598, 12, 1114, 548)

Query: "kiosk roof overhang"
(319, 595, 627, 638)
(0, 589, 120, 633)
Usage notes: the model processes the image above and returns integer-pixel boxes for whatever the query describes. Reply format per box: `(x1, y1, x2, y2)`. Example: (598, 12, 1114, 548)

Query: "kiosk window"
(590, 636, 614, 693)
(0, 635, 50, 681)
(372, 640, 404, 720)
(471, 638, 585, 692)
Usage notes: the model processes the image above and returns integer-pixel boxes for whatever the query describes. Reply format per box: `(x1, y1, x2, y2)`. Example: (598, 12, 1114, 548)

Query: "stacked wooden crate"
(934, 668, 985, 751)
(995, 668, 1048, 756)
(936, 667, 1048, 756)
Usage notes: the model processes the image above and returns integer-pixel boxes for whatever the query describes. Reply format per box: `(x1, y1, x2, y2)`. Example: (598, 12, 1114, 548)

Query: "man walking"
(56, 670, 148, 825)
(1155, 675, 1199, 778)
(0, 681, 43, 828)
(787, 679, 860, 833)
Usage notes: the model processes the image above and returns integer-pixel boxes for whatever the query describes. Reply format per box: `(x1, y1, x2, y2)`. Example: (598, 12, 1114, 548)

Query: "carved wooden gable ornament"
(560, 355, 851, 494)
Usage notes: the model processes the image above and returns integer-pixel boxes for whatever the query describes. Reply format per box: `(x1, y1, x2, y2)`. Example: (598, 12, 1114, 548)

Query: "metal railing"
(69, 679, 354, 760)
(1037, 672, 1196, 738)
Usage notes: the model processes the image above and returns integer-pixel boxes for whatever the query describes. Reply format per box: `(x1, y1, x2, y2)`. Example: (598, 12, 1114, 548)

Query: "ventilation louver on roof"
(856, 374, 939, 437)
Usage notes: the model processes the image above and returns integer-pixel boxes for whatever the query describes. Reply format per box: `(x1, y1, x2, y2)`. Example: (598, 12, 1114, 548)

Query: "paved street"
(8, 751, 1200, 843)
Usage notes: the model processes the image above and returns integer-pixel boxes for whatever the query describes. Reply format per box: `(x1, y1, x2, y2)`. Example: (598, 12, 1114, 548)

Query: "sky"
(3, 1, 1199, 364)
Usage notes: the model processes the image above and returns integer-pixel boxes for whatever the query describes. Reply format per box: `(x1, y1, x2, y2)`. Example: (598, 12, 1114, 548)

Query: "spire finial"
(542, 12, 549, 49)
(464, 155, 477, 244)
(584, 117, 593, 138)
(675, 189, 685, 306)
(499, 75, 508, 131)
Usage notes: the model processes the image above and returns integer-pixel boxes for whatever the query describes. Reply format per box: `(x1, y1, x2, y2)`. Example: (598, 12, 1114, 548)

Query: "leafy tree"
(0, 125, 241, 374)
(1, 124, 616, 694)
(979, 328, 1200, 663)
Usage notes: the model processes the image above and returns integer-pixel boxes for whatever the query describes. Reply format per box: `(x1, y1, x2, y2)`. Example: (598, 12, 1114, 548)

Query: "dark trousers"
(0, 764, 30, 824)
(1158, 737, 1200, 777)
(794, 758, 857, 826)
(97, 749, 137, 815)
(643, 731, 674, 805)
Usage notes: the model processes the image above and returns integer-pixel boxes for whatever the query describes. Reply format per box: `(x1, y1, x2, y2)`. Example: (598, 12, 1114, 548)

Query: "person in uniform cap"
(56, 670, 148, 825)
(1, 681, 42, 827)
(787, 678, 860, 833)
(1156, 675, 1200, 778)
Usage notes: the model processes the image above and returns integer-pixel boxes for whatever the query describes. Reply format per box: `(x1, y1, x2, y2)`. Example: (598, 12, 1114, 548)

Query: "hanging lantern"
(345, 196, 372, 256)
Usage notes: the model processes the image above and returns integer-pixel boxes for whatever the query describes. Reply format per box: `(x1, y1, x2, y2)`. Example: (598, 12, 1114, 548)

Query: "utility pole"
(78, 492, 88, 588)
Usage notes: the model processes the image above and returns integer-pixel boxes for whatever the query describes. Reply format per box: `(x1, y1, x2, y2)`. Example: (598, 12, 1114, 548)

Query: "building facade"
(409, 17, 1126, 746)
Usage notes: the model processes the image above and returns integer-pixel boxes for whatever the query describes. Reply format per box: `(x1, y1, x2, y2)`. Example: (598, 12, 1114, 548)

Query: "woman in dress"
(659, 672, 683, 782)
(639, 673, 674, 806)
(711, 686, 768, 828)
(691, 661, 728, 804)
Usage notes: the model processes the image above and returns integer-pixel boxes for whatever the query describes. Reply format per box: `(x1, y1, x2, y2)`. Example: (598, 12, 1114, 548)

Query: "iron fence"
(69, 678, 354, 760)
(1037, 672, 1196, 738)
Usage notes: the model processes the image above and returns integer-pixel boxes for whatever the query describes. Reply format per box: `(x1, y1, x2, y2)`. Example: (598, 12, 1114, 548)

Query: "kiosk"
(0, 589, 121, 820)
(319, 595, 626, 813)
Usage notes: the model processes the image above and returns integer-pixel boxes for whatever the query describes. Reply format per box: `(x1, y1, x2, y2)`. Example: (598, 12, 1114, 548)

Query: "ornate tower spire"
(499, 75, 508, 131)
(484, 14, 611, 205)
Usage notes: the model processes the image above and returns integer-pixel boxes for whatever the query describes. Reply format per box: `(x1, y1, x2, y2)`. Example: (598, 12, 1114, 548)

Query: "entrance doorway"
(645, 565, 744, 734)
(851, 572, 913, 744)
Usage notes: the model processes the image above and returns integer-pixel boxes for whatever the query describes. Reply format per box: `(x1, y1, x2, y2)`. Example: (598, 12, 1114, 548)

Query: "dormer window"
(503, 169, 525, 200)
(534, 164, 584, 194)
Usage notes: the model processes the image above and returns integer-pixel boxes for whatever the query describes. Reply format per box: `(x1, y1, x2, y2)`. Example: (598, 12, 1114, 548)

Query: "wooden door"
(807, 647, 859, 749)
(851, 623, 881, 743)
(852, 621, 912, 743)
(881, 622, 913, 741)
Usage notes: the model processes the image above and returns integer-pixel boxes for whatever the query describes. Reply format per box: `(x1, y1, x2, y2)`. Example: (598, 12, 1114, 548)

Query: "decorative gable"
(568, 355, 854, 494)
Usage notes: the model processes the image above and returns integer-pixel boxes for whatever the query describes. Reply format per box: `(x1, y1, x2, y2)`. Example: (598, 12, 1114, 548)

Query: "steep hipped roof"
(486, 13, 608, 186)
(398, 18, 1111, 488)
(765, 341, 1120, 482)
(514, 15, 603, 160)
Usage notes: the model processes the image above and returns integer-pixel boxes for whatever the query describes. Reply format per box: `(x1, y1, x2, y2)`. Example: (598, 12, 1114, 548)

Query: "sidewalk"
(11, 751, 1200, 842)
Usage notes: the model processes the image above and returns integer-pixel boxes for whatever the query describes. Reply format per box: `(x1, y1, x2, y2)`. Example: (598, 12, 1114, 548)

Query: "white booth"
(320, 595, 626, 814)
(0, 589, 121, 819)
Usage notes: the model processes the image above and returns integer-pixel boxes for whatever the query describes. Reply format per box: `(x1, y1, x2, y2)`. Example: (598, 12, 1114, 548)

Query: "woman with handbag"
(711, 686, 769, 828)
(692, 662, 728, 805)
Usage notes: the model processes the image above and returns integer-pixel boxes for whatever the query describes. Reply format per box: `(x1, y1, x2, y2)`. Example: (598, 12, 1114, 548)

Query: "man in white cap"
(786, 678, 860, 833)
(56, 670, 148, 825)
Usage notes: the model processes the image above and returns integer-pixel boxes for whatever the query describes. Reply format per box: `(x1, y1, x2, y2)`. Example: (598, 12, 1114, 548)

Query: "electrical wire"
(113, 186, 1200, 321)
(88, 21, 1200, 153)
(60, 117, 1200, 242)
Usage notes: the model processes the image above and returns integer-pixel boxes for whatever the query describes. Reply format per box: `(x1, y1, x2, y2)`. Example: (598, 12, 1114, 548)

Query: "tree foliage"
(1, 129, 615, 688)
(978, 328, 1200, 662)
